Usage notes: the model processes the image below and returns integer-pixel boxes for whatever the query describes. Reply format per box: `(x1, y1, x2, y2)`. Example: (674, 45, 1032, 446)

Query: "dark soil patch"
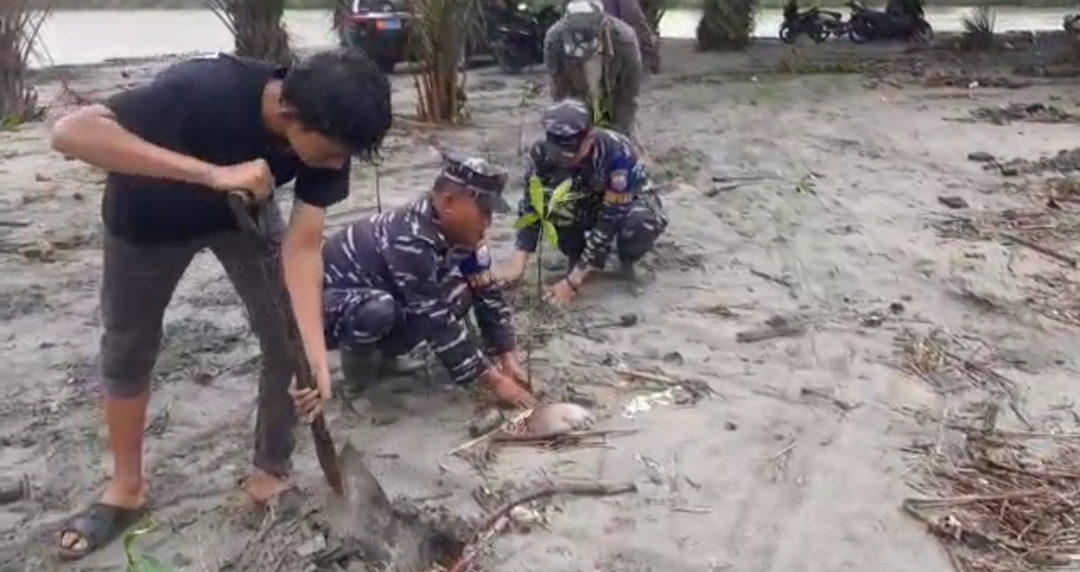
(0, 285, 49, 321)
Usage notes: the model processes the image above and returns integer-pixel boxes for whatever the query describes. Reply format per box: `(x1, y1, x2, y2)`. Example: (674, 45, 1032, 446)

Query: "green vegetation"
(1, 0, 49, 126)
(409, 0, 476, 121)
(961, 4, 997, 48)
(514, 176, 572, 386)
(697, 0, 757, 50)
(205, 0, 292, 64)
(45, 0, 1080, 10)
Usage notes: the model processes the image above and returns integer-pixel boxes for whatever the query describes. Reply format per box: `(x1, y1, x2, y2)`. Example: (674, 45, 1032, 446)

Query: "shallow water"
(34, 6, 1079, 67)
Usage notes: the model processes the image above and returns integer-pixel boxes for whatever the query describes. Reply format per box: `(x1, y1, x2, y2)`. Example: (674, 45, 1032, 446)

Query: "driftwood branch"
(446, 481, 638, 572)
(1000, 232, 1079, 268)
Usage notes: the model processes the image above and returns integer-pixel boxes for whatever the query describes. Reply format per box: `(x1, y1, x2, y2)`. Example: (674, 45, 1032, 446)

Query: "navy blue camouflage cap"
(541, 99, 593, 159)
(438, 151, 511, 214)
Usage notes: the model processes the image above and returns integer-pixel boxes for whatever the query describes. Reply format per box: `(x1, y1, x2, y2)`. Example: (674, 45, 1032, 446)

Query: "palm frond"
(204, 0, 293, 64)
(961, 4, 995, 51)
(409, 0, 478, 122)
(0, 0, 52, 123)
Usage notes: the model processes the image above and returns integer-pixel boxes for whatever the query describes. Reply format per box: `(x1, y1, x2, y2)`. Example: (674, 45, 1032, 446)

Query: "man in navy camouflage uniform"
(321, 152, 536, 408)
(496, 99, 667, 304)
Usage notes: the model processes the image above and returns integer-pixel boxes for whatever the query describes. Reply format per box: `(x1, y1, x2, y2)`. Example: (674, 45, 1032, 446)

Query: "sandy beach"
(4, 33, 1080, 572)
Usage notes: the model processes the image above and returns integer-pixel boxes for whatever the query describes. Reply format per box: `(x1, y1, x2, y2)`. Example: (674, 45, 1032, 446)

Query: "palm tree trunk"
(697, 0, 757, 51)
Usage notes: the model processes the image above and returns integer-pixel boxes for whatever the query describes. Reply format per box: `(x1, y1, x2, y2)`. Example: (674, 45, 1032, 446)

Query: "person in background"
(543, 0, 643, 137)
(496, 99, 667, 303)
(319, 152, 536, 411)
(598, 0, 660, 74)
(48, 50, 392, 560)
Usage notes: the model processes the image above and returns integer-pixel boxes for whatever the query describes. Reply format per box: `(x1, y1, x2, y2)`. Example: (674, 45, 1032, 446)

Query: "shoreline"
(45, 0, 1080, 11)
(25, 29, 1059, 81)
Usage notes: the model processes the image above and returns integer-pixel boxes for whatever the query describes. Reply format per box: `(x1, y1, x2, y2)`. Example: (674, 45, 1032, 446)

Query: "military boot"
(338, 347, 407, 425)
(619, 259, 643, 296)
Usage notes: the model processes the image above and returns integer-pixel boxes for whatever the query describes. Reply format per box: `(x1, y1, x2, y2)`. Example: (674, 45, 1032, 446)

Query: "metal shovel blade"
(325, 443, 400, 564)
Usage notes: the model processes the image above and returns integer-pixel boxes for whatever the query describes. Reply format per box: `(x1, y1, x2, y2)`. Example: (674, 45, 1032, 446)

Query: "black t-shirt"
(102, 54, 350, 244)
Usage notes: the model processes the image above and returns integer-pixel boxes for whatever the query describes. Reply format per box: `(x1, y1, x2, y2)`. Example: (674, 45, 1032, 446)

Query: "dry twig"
(903, 417, 1080, 572)
(446, 481, 637, 572)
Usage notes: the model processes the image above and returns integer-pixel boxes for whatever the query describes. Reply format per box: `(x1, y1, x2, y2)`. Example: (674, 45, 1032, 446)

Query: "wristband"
(564, 277, 580, 292)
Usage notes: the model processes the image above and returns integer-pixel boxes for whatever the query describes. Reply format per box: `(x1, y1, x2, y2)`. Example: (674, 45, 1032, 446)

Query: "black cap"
(438, 151, 511, 214)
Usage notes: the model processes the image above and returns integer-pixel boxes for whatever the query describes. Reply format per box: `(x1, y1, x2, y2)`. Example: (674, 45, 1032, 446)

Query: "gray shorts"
(99, 201, 296, 476)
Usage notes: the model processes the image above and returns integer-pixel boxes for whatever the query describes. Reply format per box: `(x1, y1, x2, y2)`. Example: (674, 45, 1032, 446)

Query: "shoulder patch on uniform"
(610, 170, 629, 191)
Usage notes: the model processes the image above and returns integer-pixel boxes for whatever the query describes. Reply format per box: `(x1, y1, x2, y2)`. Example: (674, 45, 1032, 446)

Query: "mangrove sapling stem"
(527, 242, 543, 388)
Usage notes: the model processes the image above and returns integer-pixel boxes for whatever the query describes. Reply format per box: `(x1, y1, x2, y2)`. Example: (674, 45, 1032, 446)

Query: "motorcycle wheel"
(809, 24, 830, 43)
(779, 23, 796, 44)
(848, 21, 870, 43)
(911, 21, 933, 44)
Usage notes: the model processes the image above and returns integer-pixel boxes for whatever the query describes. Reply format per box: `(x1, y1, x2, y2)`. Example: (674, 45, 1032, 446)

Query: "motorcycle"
(779, 0, 842, 44)
(846, 0, 932, 44)
(491, 3, 561, 74)
(817, 9, 847, 38)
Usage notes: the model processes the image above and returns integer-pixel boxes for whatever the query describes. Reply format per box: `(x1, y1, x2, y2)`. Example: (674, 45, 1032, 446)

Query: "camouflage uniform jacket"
(515, 128, 650, 269)
(323, 197, 514, 385)
(599, 0, 660, 72)
(543, 16, 642, 134)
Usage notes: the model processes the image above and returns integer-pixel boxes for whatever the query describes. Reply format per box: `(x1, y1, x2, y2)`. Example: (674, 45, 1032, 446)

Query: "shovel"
(225, 192, 403, 524)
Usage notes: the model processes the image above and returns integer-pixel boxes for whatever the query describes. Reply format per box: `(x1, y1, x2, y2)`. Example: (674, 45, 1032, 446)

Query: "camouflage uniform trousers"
(324, 276, 475, 361)
(557, 192, 666, 269)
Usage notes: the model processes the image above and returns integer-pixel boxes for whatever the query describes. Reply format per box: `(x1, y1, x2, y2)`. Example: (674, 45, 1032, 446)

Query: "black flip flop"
(56, 502, 147, 561)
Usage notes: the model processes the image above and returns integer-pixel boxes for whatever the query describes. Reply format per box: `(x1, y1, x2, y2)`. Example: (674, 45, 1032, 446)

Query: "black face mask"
(544, 132, 586, 165)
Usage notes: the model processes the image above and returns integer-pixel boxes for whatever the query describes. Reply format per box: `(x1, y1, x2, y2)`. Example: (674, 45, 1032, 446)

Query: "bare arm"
(50, 91, 215, 186)
(287, 163, 351, 382)
(282, 201, 331, 381)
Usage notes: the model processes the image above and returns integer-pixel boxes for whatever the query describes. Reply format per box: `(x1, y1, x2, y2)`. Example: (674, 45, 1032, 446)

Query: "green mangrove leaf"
(542, 221, 559, 248)
(514, 212, 540, 230)
(123, 522, 178, 572)
(528, 175, 546, 219)
(127, 554, 177, 572)
(122, 522, 155, 565)
(547, 179, 573, 216)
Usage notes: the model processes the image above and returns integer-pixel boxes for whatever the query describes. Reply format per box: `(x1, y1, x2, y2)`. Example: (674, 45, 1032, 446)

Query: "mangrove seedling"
(123, 521, 176, 572)
(514, 175, 573, 385)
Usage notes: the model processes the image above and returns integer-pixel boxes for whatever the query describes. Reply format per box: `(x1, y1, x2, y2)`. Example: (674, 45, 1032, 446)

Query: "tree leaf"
(547, 179, 573, 216)
(543, 221, 559, 248)
(514, 212, 540, 230)
(528, 175, 546, 220)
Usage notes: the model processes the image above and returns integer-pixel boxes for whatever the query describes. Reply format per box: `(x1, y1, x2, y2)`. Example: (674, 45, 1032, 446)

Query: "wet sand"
(4, 34, 1080, 572)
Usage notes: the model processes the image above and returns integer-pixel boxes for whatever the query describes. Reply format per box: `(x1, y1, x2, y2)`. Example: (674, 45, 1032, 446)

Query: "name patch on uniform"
(604, 190, 633, 205)
(467, 271, 496, 289)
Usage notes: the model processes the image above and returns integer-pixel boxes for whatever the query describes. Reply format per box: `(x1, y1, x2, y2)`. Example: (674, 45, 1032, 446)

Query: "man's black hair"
(280, 49, 392, 160)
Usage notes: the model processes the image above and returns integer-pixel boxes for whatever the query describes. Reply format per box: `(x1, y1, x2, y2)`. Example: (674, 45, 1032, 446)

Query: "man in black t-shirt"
(49, 50, 391, 561)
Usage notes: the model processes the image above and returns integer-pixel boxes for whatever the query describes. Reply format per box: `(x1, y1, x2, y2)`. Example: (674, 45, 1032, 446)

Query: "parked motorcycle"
(845, 0, 932, 43)
(779, 0, 846, 44)
(817, 9, 847, 38)
(491, 3, 561, 74)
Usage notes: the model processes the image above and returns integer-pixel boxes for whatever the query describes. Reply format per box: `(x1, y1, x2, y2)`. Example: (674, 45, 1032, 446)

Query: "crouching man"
(320, 153, 536, 408)
(496, 99, 667, 304)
